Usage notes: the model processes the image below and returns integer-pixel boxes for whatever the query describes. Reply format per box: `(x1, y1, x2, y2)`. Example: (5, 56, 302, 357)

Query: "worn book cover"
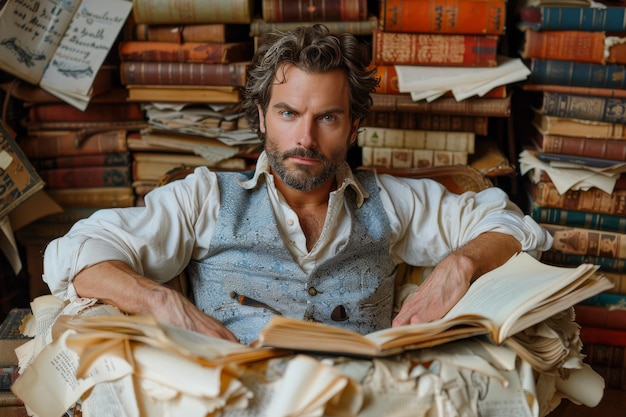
(372, 30, 499, 67)
(0, 121, 44, 220)
(262, 0, 368, 22)
(379, 0, 506, 35)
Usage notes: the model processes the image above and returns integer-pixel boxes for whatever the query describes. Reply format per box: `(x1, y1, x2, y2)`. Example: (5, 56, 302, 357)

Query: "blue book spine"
(529, 59, 626, 89)
(520, 7, 626, 31)
(530, 205, 626, 234)
(579, 292, 626, 307)
(541, 251, 626, 273)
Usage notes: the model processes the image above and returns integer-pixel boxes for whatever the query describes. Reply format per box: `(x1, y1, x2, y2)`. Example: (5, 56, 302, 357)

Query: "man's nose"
(296, 118, 317, 148)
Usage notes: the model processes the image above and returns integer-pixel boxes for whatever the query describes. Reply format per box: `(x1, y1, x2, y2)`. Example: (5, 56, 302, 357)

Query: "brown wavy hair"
(242, 24, 379, 142)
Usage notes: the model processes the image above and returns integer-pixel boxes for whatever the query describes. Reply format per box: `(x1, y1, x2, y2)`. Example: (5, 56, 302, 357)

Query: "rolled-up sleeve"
(43, 167, 221, 300)
(377, 173, 553, 266)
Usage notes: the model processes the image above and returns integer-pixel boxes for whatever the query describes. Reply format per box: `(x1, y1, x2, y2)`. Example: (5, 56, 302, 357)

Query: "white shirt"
(43, 152, 553, 300)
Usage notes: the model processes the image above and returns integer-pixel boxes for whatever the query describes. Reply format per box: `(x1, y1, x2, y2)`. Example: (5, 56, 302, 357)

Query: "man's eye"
(321, 115, 336, 122)
(281, 111, 294, 119)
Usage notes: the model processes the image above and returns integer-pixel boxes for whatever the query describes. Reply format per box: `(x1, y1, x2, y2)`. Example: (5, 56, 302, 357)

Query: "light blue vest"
(187, 170, 397, 344)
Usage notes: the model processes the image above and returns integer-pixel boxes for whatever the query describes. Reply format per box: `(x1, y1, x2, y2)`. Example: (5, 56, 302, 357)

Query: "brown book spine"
(261, 0, 368, 23)
(132, 23, 249, 43)
(249, 16, 378, 36)
(372, 30, 498, 66)
(522, 30, 626, 64)
(371, 93, 510, 117)
(379, 0, 506, 35)
(131, 0, 253, 24)
(46, 187, 135, 209)
(27, 103, 144, 123)
(39, 166, 132, 189)
(529, 181, 626, 215)
(540, 134, 626, 158)
(118, 41, 254, 63)
(364, 112, 489, 135)
(119, 61, 249, 86)
(19, 130, 129, 159)
(541, 223, 626, 259)
(534, 113, 626, 139)
(32, 152, 132, 170)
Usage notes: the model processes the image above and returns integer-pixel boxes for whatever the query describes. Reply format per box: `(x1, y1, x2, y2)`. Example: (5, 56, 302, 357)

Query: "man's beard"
(265, 140, 344, 191)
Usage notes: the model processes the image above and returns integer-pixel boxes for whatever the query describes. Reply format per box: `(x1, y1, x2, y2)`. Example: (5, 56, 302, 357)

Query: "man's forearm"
(73, 261, 170, 316)
(453, 231, 522, 284)
(73, 261, 239, 341)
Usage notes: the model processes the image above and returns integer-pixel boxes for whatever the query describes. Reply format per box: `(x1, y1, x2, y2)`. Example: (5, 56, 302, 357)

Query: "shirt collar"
(238, 151, 369, 207)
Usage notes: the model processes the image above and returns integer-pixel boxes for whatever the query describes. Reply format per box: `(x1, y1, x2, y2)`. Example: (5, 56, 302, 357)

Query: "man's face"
(258, 64, 359, 191)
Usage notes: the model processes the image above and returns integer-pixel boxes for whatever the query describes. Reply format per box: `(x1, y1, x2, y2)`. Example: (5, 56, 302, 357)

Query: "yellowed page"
(266, 354, 363, 417)
(11, 330, 134, 417)
(39, 0, 132, 109)
(0, 0, 80, 84)
(442, 252, 602, 342)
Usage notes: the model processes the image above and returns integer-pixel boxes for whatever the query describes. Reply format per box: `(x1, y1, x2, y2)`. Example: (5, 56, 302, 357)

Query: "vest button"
(307, 287, 318, 296)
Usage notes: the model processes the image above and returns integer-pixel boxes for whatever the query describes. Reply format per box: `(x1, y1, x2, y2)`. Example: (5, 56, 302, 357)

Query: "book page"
(0, 0, 80, 84)
(39, 0, 132, 109)
(442, 252, 599, 342)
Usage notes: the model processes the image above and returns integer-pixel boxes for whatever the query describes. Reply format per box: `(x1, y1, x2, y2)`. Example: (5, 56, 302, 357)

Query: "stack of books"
(18, 104, 144, 209)
(363, 0, 521, 177)
(118, 2, 262, 200)
(570, 303, 626, 390)
(516, 0, 626, 392)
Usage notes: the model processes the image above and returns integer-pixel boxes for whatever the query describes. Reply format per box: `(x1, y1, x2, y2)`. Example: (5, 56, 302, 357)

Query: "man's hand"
(392, 253, 472, 326)
(392, 232, 522, 327)
(74, 261, 238, 342)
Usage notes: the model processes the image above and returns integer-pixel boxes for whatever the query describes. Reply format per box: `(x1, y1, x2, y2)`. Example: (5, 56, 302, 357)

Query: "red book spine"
(580, 326, 626, 347)
(373, 30, 498, 66)
(27, 103, 144, 123)
(575, 305, 626, 331)
(379, 0, 506, 35)
(19, 131, 129, 159)
(39, 166, 132, 189)
(118, 41, 254, 64)
(119, 61, 249, 86)
(261, 0, 368, 22)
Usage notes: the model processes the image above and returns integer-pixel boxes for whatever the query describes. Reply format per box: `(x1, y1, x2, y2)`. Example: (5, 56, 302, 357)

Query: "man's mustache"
(282, 148, 326, 161)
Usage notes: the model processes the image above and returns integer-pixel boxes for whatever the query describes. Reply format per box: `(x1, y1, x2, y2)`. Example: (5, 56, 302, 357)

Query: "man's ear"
(257, 104, 266, 133)
(349, 120, 360, 145)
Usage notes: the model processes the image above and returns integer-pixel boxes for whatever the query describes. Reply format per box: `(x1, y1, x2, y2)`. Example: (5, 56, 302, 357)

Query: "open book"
(0, 0, 132, 110)
(254, 252, 613, 357)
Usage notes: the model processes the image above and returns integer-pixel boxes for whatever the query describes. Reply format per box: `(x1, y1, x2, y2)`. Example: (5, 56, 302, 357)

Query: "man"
(43, 25, 552, 345)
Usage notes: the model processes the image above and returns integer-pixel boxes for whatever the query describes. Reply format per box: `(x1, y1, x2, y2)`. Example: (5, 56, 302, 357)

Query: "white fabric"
(43, 152, 553, 300)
